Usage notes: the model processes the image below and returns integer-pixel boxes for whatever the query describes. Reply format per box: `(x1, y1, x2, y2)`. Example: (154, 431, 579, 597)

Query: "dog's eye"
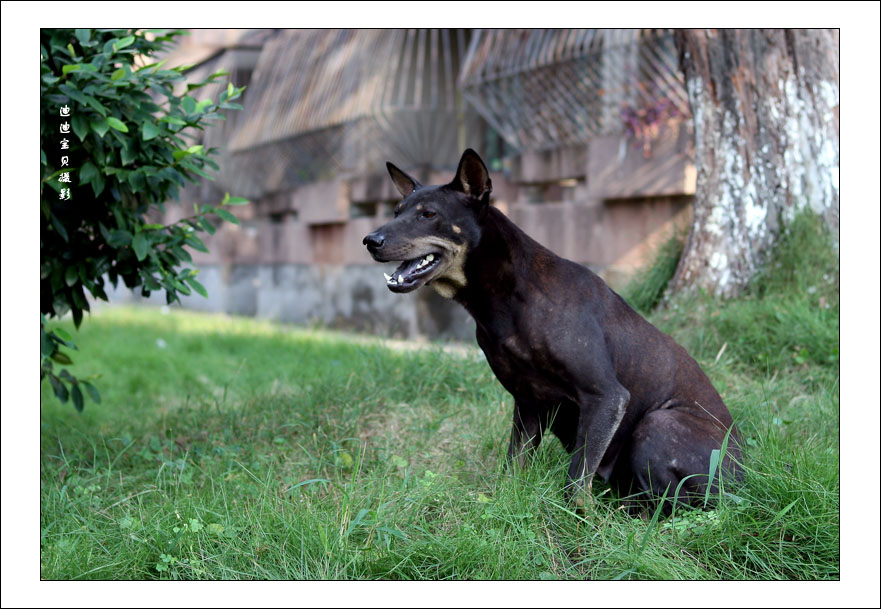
(421, 210, 436, 219)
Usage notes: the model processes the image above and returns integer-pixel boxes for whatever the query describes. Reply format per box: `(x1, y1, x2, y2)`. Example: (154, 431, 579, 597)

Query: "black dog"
(363, 149, 741, 508)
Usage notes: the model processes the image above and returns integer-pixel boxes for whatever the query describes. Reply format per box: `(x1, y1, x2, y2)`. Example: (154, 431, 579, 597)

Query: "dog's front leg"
(506, 400, 543, 469)
(564, 385, 630, 505)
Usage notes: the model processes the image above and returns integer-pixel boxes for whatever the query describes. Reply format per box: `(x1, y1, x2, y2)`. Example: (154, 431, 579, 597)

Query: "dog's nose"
(363, 232, 385, 250)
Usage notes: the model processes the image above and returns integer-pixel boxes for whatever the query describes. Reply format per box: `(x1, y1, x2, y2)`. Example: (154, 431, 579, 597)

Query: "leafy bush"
(40, 29, 247, 409)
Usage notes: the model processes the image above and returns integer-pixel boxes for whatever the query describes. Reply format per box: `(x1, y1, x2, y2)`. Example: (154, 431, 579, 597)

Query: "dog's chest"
(478, 329, 572, 403)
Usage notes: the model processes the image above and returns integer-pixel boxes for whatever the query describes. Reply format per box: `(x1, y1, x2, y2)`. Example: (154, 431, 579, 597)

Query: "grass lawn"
(39, 220, 839, 581)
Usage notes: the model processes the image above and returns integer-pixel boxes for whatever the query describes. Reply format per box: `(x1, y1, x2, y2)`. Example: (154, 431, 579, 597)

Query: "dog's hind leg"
(506, 400, 544, 469)
(625, 408, 741, 512)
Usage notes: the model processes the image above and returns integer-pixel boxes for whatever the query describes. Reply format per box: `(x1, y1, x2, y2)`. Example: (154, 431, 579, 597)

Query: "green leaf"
(71, 114, 89, 141)
(181, 96, 197, 114)
(149, 59, 167, 73)
(173, 280, 192, 296)
(186, 145, 204, 155)
(115, 35, 135, 51)
(91, 117, 110, 138)
(132, 232, 149, 261)
(58, 84, 88, 105)
(108, 229, 132, 247)
(186, 277, 208, 298)
(120, 142, 136, 166)
(79, 161, 98, 185)
(83, 382, 101, 404)
(71, 384, 84, 412)
(50, 213, 69, 242)
(214, 208, 239, 224)
(72, 306, 84, 328)
(186, 234, 209, 253)
(75, 29, 92, 45)
(129, 170, 145, 191)
(170, 247, 192, 264)
(90, 172, 106, 197)
(49, 375, 69, 403)
(65, 266, 79, 287)
(54, 328, 73, 342)
(111, 68, 126, 81)
(225, 196, 250, 206)
(198, 217, 216, 235)
(62, 64, 81, 75)
(181, 162, 214, 180)
(106, 117, 128, 133)
(84, 95, 108, 116)
(51, 351, 73, 365)
(195, 98, 213, 113)
(142, 121, 160, 141)
(41, 330, 55, 357)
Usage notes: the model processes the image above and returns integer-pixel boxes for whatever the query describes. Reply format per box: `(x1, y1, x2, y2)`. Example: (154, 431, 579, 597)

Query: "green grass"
(40, 216, 839, 580)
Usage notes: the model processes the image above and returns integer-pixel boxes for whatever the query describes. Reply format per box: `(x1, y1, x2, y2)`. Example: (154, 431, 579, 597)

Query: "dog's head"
(363, 149, 492, 298)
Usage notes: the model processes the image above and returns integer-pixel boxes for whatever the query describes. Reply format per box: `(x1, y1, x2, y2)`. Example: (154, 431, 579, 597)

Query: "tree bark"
(670, 29, 839, 297)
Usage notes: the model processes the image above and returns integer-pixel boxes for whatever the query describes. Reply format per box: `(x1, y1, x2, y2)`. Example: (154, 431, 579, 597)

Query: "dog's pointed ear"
(450, 149, 492, 203)
(386, 162, 422, 198)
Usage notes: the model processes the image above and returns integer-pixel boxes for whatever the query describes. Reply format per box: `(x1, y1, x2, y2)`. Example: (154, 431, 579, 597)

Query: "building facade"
(112, 29, 696, 340)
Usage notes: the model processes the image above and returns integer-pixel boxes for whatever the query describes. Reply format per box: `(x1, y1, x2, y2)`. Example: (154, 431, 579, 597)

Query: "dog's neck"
(454, 206, 546, 328)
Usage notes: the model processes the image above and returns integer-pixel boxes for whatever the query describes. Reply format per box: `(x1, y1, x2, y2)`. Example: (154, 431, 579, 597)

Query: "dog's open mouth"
(384, 252, 443, 293)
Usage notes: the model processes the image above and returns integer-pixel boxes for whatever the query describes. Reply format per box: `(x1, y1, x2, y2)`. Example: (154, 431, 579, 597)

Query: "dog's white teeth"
(398, 274, 403, 283)
(383, 273, 393, 282)
(415, 254, 434, 270)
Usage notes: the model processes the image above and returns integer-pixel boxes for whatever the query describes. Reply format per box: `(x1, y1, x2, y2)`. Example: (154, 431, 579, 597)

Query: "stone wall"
(114, 122, 694, 340)
(107, 263, 476, 340)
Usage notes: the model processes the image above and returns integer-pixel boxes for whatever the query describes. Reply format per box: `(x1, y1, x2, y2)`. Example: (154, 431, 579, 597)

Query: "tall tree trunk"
(670, 29, 839, 297)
